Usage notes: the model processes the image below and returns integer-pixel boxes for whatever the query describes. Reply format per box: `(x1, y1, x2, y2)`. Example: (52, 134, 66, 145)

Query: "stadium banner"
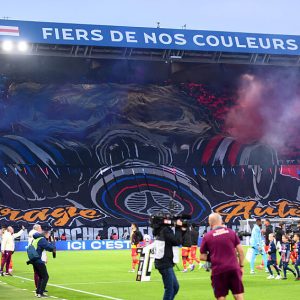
(0, 19, 300, 55)
(0, 81, 300, 232)
(15, 239, 132, 251)
(14, 238, 204, 251)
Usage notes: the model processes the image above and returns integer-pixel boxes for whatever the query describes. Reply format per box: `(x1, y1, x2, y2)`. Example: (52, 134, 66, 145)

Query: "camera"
(236, 230, 251, 241)
(149, 212, 191, 230)
(47, 228, 57, 258)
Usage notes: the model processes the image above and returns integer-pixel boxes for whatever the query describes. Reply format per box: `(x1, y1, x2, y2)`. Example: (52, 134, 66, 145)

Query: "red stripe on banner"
(280, 165, 299, 179)
(0, 29, 19, 33)
(228, 142, 243, 166)
(201, 136, 223, 164)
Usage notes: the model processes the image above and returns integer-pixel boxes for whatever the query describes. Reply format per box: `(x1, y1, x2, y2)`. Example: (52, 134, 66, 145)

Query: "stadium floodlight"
(2, 40, 13, 52)
(18, 41, 29, 52)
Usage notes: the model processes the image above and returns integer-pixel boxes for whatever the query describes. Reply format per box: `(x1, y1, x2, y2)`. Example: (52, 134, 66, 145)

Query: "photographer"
(28, 224, 56, 298)
(152, 215, 183, 300)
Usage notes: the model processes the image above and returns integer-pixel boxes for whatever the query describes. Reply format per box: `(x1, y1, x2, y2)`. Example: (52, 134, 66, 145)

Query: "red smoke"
(224, 72, 300, 158)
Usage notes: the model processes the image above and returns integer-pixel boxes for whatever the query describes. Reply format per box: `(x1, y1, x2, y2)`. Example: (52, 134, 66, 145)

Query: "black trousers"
(32, 262, 49, 295)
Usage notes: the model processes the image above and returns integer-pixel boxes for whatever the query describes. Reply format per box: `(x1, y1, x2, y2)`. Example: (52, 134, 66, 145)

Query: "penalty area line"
(14, 275, 124, 300)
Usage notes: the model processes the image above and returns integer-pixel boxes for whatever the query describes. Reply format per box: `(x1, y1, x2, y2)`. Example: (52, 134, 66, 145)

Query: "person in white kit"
(1, 225, 24, 276)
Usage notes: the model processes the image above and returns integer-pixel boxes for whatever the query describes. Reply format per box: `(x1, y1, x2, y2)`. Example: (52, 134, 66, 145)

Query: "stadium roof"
(0, 19, 300, 67)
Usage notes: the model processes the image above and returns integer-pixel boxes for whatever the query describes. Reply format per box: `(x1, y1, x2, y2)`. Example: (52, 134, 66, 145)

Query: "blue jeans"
(158, 267, 179, 300)
(250, 247, 267, 272)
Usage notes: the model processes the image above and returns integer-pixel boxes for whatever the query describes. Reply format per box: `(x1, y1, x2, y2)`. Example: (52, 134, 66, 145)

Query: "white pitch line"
(51, 273, 260, 286)
(14, 275, 124, 300)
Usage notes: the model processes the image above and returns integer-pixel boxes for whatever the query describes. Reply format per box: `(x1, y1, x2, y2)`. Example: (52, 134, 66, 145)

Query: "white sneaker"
(128, 269, 135, 273)
(182, 269, 188, 273)
(267, 275, 275, 279)
(265, 269, 269, 273)
(250, 270, 255, 274)
(275, 275, 281, 280)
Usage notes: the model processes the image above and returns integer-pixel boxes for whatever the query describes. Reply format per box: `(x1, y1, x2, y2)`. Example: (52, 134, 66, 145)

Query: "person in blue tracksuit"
(250, 218, 268, 274)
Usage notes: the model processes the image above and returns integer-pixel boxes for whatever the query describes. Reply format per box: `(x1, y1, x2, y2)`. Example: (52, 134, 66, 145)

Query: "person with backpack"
(27, 224, 55, 298)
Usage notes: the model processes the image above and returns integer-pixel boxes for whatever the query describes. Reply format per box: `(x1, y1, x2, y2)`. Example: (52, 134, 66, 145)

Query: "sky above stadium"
(1, 0, 298, 35)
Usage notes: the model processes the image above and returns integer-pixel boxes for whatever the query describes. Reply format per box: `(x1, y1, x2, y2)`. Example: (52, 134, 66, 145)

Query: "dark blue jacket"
(268, 240, 277, 261)
(32, 233, 55, 264)
(281, 242, 291, 262)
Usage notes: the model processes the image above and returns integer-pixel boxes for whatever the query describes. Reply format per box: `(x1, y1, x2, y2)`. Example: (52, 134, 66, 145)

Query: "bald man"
(1, 225, 24, 276)
(200, 213, 245, 300)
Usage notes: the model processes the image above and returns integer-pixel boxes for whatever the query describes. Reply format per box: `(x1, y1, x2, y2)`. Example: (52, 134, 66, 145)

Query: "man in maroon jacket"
(200, 213, 245, 300)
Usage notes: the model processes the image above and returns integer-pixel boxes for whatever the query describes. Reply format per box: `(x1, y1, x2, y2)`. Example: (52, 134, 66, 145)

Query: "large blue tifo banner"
(15, 240, 132, 251)
(0, 19, 300, 55)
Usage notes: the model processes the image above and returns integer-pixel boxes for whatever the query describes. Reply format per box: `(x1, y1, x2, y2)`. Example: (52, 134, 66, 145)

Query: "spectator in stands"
(200, 213, 244, 300)
(60, 233, 67, 241)
(122, 230, 130, 240)
(96, 231, 102, 240)
(110, 231, 118, 240)
(1, 225, 24, 276)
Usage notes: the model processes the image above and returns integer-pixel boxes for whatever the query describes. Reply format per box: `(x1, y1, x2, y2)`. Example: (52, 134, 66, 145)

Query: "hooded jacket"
(32, 233, 55, 264)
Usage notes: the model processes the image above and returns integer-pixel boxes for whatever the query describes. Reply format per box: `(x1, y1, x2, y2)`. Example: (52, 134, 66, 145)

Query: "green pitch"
(0, 249, 299, 299)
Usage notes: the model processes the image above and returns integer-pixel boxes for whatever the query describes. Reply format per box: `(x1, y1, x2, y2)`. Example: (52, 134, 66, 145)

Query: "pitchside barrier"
(14, 238, 204, 251)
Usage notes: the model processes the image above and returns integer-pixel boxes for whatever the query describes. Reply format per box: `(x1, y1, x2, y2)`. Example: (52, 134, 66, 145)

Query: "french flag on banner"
(0, 25, 20, 36)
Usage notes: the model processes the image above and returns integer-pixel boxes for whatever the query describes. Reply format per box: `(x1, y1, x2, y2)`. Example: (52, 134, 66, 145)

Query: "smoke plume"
(224, 70, 300, 159)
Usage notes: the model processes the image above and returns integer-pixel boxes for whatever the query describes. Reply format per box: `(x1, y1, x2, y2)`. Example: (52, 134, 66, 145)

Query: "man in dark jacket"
(29, 225, 55, 298)
(181, 227, 192, 272)
(153, 219, 183, 300)
(263, 219, 273, 246)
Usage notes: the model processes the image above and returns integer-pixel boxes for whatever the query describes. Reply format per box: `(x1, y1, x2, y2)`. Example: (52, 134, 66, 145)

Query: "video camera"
(48, 228, 57, 258)
(236, 230, 251, 241)
(149, 212, 191, 230)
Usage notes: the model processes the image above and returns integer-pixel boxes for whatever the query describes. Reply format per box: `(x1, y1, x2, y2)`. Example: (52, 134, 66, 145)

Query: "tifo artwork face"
(0, 78, 299, 234)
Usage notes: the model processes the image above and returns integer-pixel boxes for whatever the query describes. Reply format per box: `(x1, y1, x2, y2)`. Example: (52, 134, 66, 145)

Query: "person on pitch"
(249, 218, 268, 274)
(293, 233, 300, 280)
(189, 223, 201, 270)
(281, 234, 296, 279)
(200, 213, 244, 300)
(129, 223, 143, 272)
(266, 233, 281, 280)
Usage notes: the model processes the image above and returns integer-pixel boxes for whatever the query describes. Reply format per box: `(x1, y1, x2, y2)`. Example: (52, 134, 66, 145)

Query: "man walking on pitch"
(200, 213, 244, 300)
(250, 218, 268, 274)
(28, 224, 55, 298)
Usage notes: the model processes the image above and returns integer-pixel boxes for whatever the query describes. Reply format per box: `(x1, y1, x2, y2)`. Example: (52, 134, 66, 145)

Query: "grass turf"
(0, 249, 299, 299)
